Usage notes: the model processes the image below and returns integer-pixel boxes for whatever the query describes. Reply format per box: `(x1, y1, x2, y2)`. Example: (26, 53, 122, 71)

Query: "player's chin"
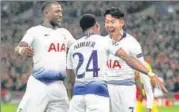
(57, 22, 61, 26)
(55, 20, 61, 26)
(54, 22, 61, 27)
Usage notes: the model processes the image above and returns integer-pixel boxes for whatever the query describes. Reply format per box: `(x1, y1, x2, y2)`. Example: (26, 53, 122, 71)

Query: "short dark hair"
(41, 1, 59, 13)
(104, 7, 124, 19)
(79, 14, 97, 32)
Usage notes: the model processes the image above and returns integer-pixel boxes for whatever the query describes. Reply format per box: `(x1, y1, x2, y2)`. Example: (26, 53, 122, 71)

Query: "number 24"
(73, 50, 100, 78)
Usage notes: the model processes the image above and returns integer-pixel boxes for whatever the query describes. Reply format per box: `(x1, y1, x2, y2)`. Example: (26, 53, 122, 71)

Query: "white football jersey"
(20, 25, 75, 83)
(67, 34, 118, 97)
(106, 32, 154, 108)
(106, 32, 143, 82)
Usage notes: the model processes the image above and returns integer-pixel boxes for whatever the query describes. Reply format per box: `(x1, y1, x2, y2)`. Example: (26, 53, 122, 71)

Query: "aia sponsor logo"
(107, 59, 121, 69)
(48, 43, 66, 52)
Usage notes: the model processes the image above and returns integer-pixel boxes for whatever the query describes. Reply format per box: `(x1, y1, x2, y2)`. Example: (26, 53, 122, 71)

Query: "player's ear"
(93, 24, 100, 34)
(44, 10, 48, 16)
(96, 23, 100, 33)
(120, 19, 124, 26)
(43, 8, 49, 17)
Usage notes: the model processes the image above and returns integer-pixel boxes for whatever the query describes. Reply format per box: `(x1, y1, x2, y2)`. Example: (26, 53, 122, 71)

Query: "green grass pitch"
(1, 104, 18, 112)
(1, 103, 179, 112)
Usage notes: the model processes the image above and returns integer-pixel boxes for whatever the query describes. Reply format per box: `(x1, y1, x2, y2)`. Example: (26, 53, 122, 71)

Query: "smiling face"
(44, 2, 63, 26)
(105, 14, 124, 36)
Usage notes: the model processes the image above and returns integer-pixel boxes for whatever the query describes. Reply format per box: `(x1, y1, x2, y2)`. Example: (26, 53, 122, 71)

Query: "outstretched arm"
(115, 48, 168, 93)
(115, 48, 150, 75)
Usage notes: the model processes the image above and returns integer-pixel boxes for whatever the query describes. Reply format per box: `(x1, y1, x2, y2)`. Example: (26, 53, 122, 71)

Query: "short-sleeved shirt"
(21, 25, 75, 83)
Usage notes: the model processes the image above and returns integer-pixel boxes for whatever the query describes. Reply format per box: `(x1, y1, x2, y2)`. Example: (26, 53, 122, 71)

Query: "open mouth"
(107, 28, 115, 33)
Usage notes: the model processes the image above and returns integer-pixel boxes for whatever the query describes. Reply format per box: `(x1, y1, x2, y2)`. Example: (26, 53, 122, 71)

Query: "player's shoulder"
(80, 34, 105, 41)
(104, 35, 111, 40)
(26, 25, 42, 33)
(72, 34, 107, 48)
(58, 27, 69, 31)
(104, 34, 117, 45)
(57, 27, 71, 34)
(95, 34, 106, 41)
(125, 32, 141, 47)
(125, 33, 138, 42)
(102, 35, 112, 42)
(92, 34, 110, 45)
(90, 34, 105, 39)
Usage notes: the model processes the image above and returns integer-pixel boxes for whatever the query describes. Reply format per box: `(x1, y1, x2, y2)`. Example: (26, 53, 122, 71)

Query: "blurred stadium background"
(1, 1, 179, 112)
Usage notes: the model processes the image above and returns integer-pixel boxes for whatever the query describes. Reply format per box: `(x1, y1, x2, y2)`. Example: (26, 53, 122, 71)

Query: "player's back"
(72, 34, 108, 80)
(68, 33, 111, 97)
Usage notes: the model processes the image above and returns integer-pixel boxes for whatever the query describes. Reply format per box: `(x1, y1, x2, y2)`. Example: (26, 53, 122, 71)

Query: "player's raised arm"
(130, 40, 168, 93)
(15, 29, 34, 57)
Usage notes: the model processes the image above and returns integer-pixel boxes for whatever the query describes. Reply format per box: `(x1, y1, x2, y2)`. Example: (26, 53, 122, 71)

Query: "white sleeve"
(129, 39, 143, 58)
(67, 46, 73, 69)
(139, 63, 154, 109)
(131, 41, 154, 109)
(64, 29, 76, 48)
(20, 28, 35, 46)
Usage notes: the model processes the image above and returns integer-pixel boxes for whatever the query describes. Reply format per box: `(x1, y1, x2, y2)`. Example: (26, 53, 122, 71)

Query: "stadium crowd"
(1, 1, 179, 98)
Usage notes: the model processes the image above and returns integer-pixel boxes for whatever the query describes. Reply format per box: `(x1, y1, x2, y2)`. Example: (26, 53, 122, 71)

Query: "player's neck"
(84, 29, 96, 35)
(111, 30, 123, 41)
(42, 20, 58, 29)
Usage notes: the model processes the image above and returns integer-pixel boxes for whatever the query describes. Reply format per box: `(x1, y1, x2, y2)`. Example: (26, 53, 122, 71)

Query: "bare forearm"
(64, 77, 74, 99)
(66, 82, 74, 99)
(115, 48, 149, 75)
(66, 69, 76, 99)
(124, 56, 149, 75)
